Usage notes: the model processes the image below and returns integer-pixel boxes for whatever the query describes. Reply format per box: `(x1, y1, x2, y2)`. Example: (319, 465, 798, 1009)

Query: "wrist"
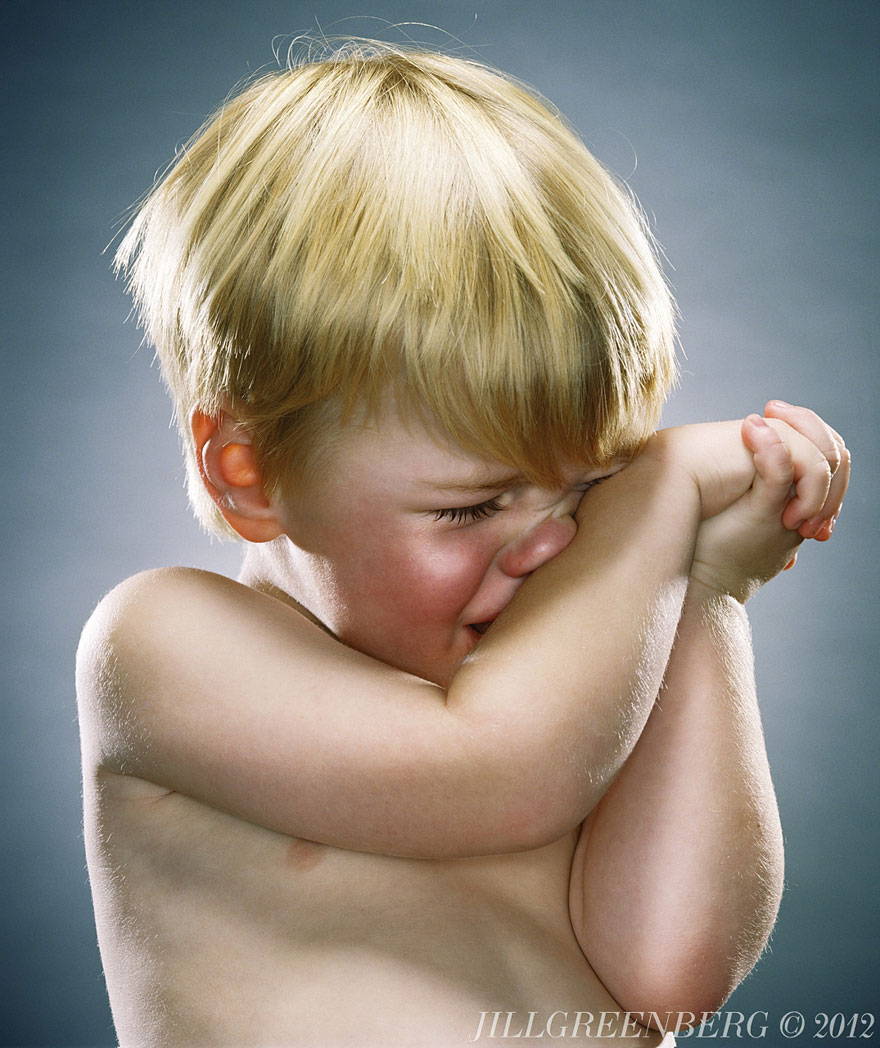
(654, 422, 756, 521)
(686, 572, 751, 607)
(576, 430, 701, 533)
(637, 428, 703, 507)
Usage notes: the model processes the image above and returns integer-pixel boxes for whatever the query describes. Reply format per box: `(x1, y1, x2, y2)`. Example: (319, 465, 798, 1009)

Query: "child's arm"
(567, 407, 849, 1017)
(75, 416, 827, 860)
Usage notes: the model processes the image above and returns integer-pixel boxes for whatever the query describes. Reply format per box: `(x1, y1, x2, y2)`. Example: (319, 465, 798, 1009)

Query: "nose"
(498, 512, 578, 579)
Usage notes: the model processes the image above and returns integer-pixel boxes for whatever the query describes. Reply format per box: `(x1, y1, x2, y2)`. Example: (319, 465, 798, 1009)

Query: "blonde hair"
(116, 41, 677, 536)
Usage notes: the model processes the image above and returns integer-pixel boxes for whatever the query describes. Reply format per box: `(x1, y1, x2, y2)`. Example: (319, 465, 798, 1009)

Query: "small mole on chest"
(285, 837, 326, 873)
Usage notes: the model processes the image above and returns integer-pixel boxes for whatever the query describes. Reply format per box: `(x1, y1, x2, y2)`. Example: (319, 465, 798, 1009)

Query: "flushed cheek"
(386, 556, 489, 627)
(346, 544, 496, 686)
(357, 535, 492, 628)
(413, 541, 496, 614)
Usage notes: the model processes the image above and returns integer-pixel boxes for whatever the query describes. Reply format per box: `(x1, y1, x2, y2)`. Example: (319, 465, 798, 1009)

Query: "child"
(77, 44, 849, 1047)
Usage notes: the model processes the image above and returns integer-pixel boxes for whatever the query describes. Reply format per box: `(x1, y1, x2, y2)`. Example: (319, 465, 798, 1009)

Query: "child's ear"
(190, 408, 284, 542)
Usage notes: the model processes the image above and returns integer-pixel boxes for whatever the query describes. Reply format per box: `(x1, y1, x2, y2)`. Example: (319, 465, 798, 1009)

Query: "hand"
(646, 418, 803, 521)
(644, 420, 765, 522)
(763, 400, 850, 542)
(690, 404, 849, 601)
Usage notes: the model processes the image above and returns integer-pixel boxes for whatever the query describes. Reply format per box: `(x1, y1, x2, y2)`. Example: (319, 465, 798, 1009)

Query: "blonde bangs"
(117, 43, 676, 532)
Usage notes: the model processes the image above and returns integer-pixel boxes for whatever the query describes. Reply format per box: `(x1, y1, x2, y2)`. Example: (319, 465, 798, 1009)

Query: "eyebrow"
(417, 472, 523, 496)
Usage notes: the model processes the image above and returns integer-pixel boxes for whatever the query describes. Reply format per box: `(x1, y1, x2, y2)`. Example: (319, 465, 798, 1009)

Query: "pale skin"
(77, 399, 848, 1047)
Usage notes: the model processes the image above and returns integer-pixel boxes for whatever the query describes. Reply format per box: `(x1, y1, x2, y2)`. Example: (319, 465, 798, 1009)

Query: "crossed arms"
(77, 402, 849, 1015)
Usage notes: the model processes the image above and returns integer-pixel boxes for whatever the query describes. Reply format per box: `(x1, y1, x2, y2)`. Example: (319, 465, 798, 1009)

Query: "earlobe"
(190, 408, 284, 542)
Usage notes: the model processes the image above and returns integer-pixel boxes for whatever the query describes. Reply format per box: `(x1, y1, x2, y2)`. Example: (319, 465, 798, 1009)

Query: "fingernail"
(749, 413, 769, 427)
(800, 518, 820, 538)
(769, 400, 791, 408)
(816, 516, 837, 541)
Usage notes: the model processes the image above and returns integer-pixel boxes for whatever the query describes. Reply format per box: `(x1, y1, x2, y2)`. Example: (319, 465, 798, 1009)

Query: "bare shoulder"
(78, 568, 247, 688)
(78, 566, 310, 665)
(81, 565, 255, 629)
(75, 567, 316, 772)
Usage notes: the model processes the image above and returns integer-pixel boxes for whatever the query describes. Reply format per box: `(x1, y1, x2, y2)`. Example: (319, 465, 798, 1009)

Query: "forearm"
(570, 581, 784, 1015)
(446, 443, 702, 846)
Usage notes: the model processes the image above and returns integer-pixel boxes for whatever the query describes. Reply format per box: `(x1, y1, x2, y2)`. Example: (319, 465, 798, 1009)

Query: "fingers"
(764, 401, 851, 539)
(802, 438, 851, 540)
(761, 418, 831, 530)
(764, 401, 842, 473)
(741, 414, 795, 515)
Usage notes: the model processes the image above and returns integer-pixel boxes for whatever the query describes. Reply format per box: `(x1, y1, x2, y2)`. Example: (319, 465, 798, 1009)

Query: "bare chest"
(85, 774, 653, 1047)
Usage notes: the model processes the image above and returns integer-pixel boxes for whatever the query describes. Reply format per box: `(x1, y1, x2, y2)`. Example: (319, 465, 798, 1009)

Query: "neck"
(238, 539, 335, 636)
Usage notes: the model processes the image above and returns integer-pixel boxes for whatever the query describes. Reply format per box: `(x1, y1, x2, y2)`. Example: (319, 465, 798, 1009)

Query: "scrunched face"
(258, 404, 619, 687)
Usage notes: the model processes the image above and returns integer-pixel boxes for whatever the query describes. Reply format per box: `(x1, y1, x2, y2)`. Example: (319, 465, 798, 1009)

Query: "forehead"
(329, 400, 599, 493)
(334, 403, 511, 484)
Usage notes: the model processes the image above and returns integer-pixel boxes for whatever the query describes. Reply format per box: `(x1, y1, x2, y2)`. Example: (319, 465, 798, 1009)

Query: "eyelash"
(432, 497, 506, 525)
(432, 478, 606, 526)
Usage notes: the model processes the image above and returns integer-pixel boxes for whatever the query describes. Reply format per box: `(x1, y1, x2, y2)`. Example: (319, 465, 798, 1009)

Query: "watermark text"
(470, 1009, 876, 1040)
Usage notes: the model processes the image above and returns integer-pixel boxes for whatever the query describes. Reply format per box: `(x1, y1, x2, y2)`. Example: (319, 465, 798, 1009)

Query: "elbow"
(614, 962, 736, 1035)
(500, 740, 614, 852)
(481, 757, 601, 854)
(611, 856, 785, 1027)
(610, 928, 771, 1033)
(498, 794, 585, 854)
(443, 708, 611, 856)
(627, 990, 732, 1036)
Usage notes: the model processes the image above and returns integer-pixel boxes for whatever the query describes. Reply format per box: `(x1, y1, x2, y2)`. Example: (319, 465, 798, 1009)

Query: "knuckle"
(823, 444, 840, 474)
(821, 424, 842, 473)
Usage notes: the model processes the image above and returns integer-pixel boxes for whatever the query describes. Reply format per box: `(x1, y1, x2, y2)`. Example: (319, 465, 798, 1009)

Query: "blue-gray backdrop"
(2, 2, 877, 1045)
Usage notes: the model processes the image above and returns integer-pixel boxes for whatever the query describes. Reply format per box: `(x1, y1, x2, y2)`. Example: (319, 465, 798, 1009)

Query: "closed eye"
(432, 476, 607, 526)
(572, 477, 606, 494)
(432, 496, 506, 525)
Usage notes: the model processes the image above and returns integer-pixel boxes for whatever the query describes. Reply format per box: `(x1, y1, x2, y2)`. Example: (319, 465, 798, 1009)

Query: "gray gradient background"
(2, 2, 878, 1044)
